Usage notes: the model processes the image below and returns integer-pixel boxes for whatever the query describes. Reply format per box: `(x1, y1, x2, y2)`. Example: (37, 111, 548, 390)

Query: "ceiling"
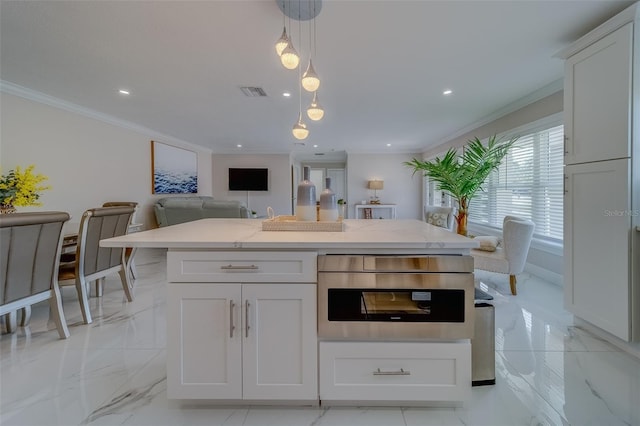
(0, 1, 634, 156)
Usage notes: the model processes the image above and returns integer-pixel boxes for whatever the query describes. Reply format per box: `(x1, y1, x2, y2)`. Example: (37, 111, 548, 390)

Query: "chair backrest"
(103, 201, 138, 223)
(0, 212, 70, 305)
(77, 206, 134, 277)
(502, 215, 535, 274)
(424, 205, 456, 231)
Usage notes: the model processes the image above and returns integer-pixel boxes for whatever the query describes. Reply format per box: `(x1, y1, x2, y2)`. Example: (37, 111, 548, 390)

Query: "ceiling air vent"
(240, 86, 267, 97)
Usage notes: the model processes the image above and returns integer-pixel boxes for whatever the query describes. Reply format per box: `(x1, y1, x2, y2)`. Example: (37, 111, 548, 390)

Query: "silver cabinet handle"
(229, 300, 235, 338)
(372, 368, 410, 376)
(245, 300, 250, 338)
(220, 264, 259, 270)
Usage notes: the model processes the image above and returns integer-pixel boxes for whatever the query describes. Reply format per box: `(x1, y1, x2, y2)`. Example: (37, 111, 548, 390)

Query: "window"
(468, 123, 564, 242)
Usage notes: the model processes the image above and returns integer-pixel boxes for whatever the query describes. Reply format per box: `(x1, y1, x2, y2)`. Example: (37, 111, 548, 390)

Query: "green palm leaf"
(404, 135, 517, 233)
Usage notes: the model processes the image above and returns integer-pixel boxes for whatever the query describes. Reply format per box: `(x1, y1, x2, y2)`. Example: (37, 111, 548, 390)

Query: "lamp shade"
(367, 180, 384, 190)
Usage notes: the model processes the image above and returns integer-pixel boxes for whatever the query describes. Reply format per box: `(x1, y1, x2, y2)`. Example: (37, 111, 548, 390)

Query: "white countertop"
(100, 219, 478, 251)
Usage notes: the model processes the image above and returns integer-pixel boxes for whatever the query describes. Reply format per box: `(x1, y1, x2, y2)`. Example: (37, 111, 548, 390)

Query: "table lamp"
(367, 180, 384, 204)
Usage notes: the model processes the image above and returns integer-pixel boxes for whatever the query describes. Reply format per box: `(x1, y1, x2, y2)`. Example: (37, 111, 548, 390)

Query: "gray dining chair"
(1, 211, 71, 338)
(58, 205, 135, 324)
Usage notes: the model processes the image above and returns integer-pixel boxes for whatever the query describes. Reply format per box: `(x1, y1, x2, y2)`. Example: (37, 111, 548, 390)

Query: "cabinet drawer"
(319, 341, 470, 403)
(167, 251, 317, 283)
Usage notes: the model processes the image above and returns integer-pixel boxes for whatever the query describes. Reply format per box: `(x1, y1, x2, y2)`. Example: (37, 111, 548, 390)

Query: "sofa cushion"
(154, 196, 248, 226)
(163, 205, 205, 225)
(202, 200, 247, 218)
(157, 196, 211, 208)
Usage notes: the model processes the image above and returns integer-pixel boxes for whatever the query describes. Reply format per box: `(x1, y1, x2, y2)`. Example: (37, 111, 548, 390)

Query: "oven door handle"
(372, 368, 411, 376)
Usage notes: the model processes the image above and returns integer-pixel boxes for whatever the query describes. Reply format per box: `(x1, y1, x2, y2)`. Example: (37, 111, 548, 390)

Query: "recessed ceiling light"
(118, 89, 130, 95)
(386, 143, 392, 147)
(443, 89, 453, 95)
(313, 144, 318, 148)
(237, 144, 242, 148)
(283, 92, 291, 97)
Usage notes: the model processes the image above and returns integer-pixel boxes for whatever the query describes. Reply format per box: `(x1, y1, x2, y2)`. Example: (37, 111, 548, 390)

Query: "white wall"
(0, 92, 213, 228)
(212, 154, 291, 217)
(423, 91, 564, 158)
(346, 153, 422, 220)
(0, 92, 421, 228)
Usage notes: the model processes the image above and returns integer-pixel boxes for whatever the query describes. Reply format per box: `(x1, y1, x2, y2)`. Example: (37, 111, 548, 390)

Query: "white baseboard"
(574, 318, 640, 360)
(524, 262, 562, 287)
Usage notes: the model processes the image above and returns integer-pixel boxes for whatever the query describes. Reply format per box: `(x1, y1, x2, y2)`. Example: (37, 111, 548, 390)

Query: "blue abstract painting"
(152, 141, 198, 194)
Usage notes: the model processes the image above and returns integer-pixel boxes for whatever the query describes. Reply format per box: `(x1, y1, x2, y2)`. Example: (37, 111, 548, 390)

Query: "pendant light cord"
(298, 0, 303, 117)
(313, 0, 317, 59)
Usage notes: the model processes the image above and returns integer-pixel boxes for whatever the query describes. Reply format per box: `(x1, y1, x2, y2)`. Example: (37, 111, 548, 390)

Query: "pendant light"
(292, 113, 309, 139)
(306, 91, 324, 121)
(301, 60, 320, 92)
(292, 11, 308, 140)
(301, 0, 320, 91)
(275, 2, 289, 56)
(280, 40, 300, 69)
(275, 27, 289, 56)
(279, 2, 299, 69)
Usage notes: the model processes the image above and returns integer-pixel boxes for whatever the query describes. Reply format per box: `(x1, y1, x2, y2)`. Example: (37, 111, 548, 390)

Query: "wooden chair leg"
(509, 274, 517, 295)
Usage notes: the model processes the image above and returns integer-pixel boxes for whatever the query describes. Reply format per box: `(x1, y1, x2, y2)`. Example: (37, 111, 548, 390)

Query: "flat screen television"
(228, 168, 269, 191)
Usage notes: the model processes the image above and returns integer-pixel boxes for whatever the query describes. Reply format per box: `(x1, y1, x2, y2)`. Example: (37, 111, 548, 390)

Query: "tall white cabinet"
(559, 5, 640, 342)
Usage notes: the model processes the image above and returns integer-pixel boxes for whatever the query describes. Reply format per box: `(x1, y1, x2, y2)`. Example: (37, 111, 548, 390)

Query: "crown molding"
(0, 80, 212, 153)
(424, 78, 563, 151)
(554, 2, 639, 59)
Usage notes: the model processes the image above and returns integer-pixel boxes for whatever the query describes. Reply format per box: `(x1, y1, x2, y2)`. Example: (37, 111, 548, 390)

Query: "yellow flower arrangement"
(0, 165, 51, 208)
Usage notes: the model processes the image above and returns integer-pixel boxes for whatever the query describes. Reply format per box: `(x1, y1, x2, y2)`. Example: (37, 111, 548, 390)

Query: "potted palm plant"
(405, 135, 517, 236)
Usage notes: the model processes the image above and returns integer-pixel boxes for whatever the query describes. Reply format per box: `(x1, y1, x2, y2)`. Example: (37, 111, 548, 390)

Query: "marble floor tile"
(2, 249, 639, 426)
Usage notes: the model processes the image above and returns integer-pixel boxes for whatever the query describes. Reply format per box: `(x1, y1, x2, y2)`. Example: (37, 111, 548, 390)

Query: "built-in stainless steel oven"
(318, 255, 475, 340)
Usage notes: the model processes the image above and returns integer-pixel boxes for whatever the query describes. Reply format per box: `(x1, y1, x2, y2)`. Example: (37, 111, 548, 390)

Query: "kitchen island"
(101, 219, 479, 406)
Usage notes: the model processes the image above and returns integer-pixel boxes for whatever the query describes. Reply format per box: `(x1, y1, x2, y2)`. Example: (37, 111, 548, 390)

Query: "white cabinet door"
(242, 283, 318, 400)
(167, 283, 242, 399)
(564, 22, 632, 165)
(564, 159, 632, 340)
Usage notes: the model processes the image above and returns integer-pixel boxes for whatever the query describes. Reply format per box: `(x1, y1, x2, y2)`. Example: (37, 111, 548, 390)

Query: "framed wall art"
(151, 141, 198, 194)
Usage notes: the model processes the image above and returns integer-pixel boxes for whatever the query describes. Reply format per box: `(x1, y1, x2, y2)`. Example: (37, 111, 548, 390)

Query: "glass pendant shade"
(275, 27, 289, 56)
(301, 59, 320, 92)
(307, 92, 324, 121)
(280, 41, 300, 70)
(292, 115, 309, 140)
